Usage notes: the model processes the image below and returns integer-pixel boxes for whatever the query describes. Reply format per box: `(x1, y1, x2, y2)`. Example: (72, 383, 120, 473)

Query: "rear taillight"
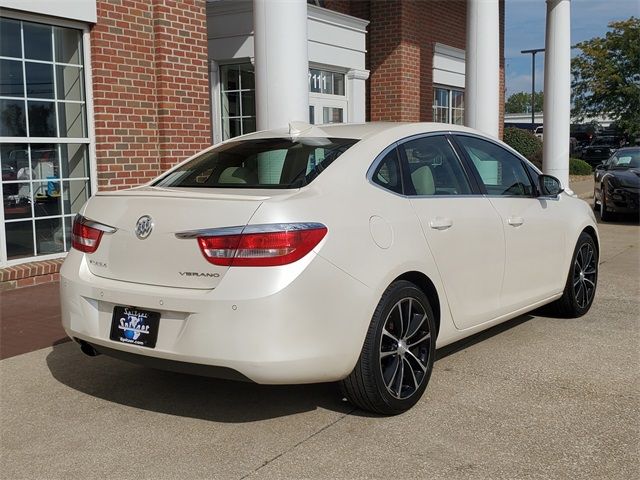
(194, 223, 327, 267)
(71, 215, 117, 253)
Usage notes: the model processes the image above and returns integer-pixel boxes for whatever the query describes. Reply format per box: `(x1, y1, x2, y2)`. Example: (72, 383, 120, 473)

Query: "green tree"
(505, 91, 544, 114)
(572, 17, 640, 136)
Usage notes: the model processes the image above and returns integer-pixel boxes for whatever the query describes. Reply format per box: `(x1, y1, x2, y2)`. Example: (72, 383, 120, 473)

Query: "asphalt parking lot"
(1, 203, 638, 479)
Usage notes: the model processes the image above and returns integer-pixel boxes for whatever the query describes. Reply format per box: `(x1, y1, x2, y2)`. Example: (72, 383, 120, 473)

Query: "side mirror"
(538, 174, 564, 197)
(595, 163, 607, 171)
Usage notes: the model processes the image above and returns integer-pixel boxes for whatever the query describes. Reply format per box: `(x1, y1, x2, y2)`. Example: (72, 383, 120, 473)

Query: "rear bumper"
(60, 250, 374, 384)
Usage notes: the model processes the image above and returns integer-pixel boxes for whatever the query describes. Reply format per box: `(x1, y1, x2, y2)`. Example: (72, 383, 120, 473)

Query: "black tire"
(546, 232, 598, 318)
(340, 280, 436, 415)
(600, 188, 613, 221)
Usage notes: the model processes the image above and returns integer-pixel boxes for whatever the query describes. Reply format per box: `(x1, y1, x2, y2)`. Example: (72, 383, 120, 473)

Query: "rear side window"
(399, 135, 472, 196)
(371, 148, 403, 195)
(456, 135, 534, 196)
(155, 137, 358, 189)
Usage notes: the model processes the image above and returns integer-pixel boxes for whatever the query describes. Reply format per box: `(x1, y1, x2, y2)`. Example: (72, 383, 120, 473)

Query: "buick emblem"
(135, 215, 154, 240)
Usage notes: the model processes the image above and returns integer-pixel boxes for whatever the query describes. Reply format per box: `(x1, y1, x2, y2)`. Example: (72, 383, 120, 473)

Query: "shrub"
(569, 157, 592, 176)
(503, 127, 543, 166)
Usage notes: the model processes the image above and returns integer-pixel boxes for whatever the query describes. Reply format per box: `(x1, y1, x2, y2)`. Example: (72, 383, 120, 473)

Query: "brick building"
(0, 0, 505, 288)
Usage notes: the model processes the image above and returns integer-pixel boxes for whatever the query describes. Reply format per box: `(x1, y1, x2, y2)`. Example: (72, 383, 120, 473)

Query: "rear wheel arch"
(581, 226, 599, 255)
(393, 271, 441, 338)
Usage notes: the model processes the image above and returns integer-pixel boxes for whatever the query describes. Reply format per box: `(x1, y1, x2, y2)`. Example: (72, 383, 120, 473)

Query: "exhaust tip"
(79, 341, 100, 357)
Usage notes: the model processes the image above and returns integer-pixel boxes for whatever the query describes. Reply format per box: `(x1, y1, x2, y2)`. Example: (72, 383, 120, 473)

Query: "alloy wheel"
(379, 297, 431, 400)
(573, 242, 597, 309)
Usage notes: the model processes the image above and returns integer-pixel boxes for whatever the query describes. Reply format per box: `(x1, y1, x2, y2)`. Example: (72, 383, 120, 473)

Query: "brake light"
(197, 224, 327, 266)
(71, 215, 117, 253)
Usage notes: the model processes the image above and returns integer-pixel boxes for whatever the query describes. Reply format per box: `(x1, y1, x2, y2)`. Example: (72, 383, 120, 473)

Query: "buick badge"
(135, 215, 154, 240)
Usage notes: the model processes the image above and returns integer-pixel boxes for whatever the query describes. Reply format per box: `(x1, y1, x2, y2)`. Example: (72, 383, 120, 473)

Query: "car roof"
(237, 122, 484, 142)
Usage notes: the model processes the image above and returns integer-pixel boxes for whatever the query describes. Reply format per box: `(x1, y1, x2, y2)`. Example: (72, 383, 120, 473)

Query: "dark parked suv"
(582, 136, 622, 167)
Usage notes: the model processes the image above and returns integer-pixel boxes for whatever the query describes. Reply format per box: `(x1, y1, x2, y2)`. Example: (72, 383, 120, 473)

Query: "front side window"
(155, 137, 358, 189)
(400, 135, 472, 196)
(433, 87, 464, 125)
(220, 63, 255, 140)
(1, 17, 90, 263)
(455, 136, 534, 197)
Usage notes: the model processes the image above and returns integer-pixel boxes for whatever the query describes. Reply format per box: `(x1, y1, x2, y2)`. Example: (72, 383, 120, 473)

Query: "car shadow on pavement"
(435, 314, 536, 362)
(45, 342, 353, 423)
(46, 313, 539, 422)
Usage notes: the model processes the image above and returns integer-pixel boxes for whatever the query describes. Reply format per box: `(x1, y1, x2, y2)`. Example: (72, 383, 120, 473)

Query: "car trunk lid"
(80, 187, 277, 289)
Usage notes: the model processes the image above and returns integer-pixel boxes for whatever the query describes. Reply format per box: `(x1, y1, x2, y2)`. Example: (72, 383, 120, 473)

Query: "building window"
(433, 86, 464, 125)
(220, 64, 256, 140)
(1, 17, 91, 264)
(308, 68, 347, 125)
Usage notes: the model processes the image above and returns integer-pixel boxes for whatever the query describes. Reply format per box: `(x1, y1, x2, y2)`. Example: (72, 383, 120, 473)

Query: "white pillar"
(347, 69, 370, 123)
(543, 0, 571, 187)
(253, 0, 309, 131)
(464, 0, 500, 138)
(209, 60, 222, 144)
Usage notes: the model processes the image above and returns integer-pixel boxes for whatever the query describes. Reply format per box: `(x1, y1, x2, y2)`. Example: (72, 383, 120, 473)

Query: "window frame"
(308, 64, 348, 126)
(450, 133, 541, 198)
(433, 85, 465, 126)
(218, 62, 256, 141)
(0, 11, 95, 267)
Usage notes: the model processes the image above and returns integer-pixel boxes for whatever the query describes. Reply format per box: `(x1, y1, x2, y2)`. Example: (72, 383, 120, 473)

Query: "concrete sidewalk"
(569, 176, 594, 200)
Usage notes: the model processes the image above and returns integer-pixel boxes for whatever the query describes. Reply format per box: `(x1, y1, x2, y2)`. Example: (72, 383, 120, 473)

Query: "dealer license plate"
(109, 306, 160, 348)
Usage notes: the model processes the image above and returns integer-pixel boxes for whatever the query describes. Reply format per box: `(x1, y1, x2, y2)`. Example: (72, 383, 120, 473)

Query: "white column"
(209, 60, 222, 144)
(464, 0, 500, 138)
(543, 0, 571, 187)
(253, 0, 309, 131)
(347, 69, 370, 123)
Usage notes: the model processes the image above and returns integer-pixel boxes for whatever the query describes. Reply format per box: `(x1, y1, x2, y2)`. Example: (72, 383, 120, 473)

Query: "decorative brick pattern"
(90, 0, 211, 190)
(152, 0, 212, 171)
(0, 259, 63, 291)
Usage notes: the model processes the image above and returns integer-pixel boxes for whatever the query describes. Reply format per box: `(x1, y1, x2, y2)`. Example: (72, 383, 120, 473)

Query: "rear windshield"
(155, 137, 358, 189)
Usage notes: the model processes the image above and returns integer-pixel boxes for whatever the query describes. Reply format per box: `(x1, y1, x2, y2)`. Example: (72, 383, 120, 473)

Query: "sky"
(505, 0, 639, 97)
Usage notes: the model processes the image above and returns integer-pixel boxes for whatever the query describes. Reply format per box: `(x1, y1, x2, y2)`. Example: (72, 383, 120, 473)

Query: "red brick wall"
(326, 0, 505, 137)
(367, 0, 421, 121)
(152, 0, 211, 171)
(90, 0, 211, 190)
(420, 0, 467, 123)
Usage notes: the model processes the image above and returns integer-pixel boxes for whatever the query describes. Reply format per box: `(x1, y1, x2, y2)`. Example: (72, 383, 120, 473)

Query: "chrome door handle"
(508, 216, 524, 227)
(429, 218, 453, 230)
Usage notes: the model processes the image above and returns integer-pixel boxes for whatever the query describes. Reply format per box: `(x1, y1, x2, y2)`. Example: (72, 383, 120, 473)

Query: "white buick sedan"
(61, 123, 599, 414)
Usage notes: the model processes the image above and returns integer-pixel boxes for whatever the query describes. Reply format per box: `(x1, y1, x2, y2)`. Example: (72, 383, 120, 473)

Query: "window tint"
(400, 135, 472, 196)
(155, 137, 357, 189)
(456, 136, 534, 196)
(371, 148, 403, 195)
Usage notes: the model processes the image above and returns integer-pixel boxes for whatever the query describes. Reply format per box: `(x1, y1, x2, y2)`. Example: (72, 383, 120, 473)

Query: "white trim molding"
(433, 43, 466, 90)
(347, 69, 369, 123)
(0, 0, 97, 24)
